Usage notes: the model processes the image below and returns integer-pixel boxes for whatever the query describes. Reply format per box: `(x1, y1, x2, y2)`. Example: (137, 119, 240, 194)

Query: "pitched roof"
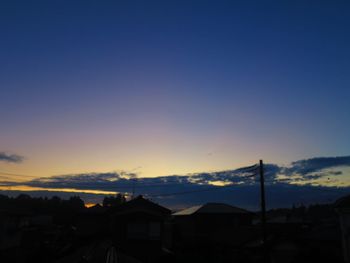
(173, 203, 250, 216)
(335, 194, 350, 209)
(111, 195, 171, 215)
(80, 203, 107, 215)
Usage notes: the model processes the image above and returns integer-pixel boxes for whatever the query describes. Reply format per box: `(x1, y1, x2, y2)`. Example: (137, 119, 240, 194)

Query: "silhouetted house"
(172, 203, 256, 262)
(173, 203, 252, 240)
(0, 209, 53, 249)
(109, 195, 171, 262)
(0, 209, 30, 250)
(335, 195, 350, 263)
(0, 209, 58, 263)
(75, 203, 108, 237)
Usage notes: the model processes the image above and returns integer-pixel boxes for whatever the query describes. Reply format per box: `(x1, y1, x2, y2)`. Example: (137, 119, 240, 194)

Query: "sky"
(0, 1, 350, 197)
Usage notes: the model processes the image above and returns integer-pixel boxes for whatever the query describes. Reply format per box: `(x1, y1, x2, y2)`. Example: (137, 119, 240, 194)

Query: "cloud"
(1, 155, 349, 209)
(0, 152, 24, 163)
(27, 171, 135, 190)
(6, 156, 348, 192)
(277, 156, 350, 183)
(5, 156, 349, 191)
(286, 156, 350, 175)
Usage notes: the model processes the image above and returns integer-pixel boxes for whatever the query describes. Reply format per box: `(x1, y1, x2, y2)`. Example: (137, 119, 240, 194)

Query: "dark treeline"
(0, 194, 85, 214)
(0, 193, 336, 217)
(0, 193, 128, 213)
(0, 193, 129, 227)
(102, 193, 126, 207)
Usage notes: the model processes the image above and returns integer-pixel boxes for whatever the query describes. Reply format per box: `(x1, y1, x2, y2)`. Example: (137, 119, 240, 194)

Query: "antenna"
(129, 166, 141, 199)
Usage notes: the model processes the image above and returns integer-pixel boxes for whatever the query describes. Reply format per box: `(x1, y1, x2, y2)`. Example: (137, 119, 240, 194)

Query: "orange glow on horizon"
(0, 185, 117, 195)
(85, 203, 98, 208)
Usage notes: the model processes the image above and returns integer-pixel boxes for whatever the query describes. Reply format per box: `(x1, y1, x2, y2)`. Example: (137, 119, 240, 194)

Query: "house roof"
(173, 202, 250, 216)
(335, 194, 350, 209)
(110, 195, 171, 216)
(80, 203, 107, 215)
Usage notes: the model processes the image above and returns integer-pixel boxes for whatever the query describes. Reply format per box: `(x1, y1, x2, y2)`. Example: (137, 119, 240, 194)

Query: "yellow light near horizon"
(0, 185, 117, 195)
(85, 203, 97, 208)
(207, 181, 232, 186)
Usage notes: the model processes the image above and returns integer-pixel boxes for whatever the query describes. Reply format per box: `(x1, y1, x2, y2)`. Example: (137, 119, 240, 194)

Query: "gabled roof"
(335, 194, 350, 209)
(80, 203, 107, 215)
(173, 203, 250, 216)
(111, 195, 171, 215)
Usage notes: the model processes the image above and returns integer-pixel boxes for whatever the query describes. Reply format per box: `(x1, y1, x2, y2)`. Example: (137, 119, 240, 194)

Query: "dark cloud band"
(0, 152, 24, 163)
(1, 155, 349, 208)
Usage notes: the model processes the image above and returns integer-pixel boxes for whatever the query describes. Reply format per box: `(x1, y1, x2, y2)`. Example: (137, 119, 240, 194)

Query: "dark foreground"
(0, 194, 348, 263)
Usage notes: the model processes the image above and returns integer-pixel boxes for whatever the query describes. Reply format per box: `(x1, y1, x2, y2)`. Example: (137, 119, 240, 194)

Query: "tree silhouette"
(102, 194, 126, 207)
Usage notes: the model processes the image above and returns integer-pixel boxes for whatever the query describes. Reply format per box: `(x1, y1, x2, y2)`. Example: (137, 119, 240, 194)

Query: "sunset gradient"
(0, 1, 349, 186)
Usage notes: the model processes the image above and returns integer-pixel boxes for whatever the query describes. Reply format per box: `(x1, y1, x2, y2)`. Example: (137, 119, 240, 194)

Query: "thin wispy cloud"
(0, 152, 24, 163)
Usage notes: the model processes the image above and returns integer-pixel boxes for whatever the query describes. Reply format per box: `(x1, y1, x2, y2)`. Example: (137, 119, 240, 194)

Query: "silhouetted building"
(75, 203, 108, 237)
(173, 202, 252, 240)
(335, 195, 350, 263)
(0, 209, 30, 251)
(109, 195, 171, 262)
(172, 203, 256, 263)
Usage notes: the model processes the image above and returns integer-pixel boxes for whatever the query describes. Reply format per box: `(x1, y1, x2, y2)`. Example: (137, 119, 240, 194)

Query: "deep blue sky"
(0, 1, 349, 178)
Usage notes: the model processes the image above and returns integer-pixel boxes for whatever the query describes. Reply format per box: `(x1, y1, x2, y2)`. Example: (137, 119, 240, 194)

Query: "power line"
(234, 163, 259, 173)
(144, 165, 260, 197)
(30, 172, 260, 190)
(1, 168, 345, 198)
(0, 164, 260, 181)
(147, 184, 236, 197)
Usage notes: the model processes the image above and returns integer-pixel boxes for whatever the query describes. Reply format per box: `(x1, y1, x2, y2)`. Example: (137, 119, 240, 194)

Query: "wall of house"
(338, 212, 350, 263)
(173, 213, 253, 245)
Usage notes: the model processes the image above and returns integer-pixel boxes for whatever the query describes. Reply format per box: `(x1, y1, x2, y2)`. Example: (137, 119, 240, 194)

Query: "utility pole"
(131, 178, 136, 199)
(259, 159, 268, 262)
(129, 167, 141, 200)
